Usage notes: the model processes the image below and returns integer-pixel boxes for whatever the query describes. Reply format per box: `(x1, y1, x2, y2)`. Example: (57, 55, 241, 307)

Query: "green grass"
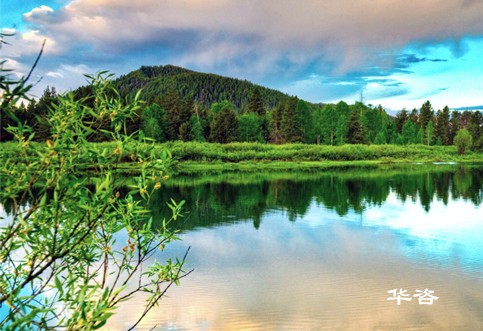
(2, 141, 482, 174)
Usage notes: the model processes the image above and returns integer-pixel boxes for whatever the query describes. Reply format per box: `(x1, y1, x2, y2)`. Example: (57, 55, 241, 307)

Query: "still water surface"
(107, 165, 483, 330)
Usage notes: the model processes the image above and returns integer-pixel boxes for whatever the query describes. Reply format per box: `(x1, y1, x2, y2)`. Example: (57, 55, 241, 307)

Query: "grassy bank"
(2, 141, 482, 174)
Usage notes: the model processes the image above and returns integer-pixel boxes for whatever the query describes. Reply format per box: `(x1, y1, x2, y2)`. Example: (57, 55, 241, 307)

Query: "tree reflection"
(3, 166, 482, 231)
(147, 165, 483, 231)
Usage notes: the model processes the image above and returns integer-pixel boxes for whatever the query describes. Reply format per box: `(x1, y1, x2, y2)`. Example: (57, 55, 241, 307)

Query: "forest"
(1, 65, 482, 151)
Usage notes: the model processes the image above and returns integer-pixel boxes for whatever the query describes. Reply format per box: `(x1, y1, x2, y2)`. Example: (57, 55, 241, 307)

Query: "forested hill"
(114, 64, 289, 110)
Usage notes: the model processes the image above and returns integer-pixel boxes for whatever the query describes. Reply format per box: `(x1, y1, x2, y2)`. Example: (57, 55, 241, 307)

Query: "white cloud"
(6, 1, 483, 105)
(20, 1, 483, 74)
(46, 71, 64, 78)
(1, 28, 17, 35)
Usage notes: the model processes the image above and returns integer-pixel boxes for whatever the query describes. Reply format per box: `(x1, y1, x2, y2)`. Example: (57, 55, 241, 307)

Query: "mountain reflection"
(148, 165, 483, 231)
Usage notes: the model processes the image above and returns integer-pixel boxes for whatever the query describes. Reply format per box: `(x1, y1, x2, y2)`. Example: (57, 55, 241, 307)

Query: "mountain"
(114, 64, 290, 110)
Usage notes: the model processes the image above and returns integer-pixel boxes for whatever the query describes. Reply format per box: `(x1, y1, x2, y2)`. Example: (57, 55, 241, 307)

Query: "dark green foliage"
(115, 64, 287, 110)
(347, 109, 367, 144)
(179, 122, 192, 141)
(7, 62, 481, 148)
(450, 111, 461, 144)
(269, 99, 285, 144)
(435, 106, 450, 145)
(335, 101, 351, 145)
(248, 87, 265, 116)
(409, 108, 419, 125)
(210, 106, 239, 143)
(419, 100, 434, 129)
(281, 97, 304, 143)
(31, 87, 58, 141)
(162, 89, 183, 140)
(395, 109, 409, 133)
(468, 111, 483, 151)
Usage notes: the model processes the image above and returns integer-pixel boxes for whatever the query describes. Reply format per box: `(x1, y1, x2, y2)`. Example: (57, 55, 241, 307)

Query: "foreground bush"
(1, 70, 188, 330)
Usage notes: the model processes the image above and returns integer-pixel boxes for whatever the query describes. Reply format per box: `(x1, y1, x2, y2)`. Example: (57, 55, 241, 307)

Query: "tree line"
(1, 84, 482, 152)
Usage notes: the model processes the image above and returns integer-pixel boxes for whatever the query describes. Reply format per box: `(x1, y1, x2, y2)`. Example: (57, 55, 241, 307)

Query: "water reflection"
(148, 165, 483, 231)
(3, 164, 483, 330)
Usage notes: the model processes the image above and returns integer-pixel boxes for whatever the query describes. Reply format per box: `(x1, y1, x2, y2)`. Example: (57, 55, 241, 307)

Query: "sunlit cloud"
(2, 0, 483, 108)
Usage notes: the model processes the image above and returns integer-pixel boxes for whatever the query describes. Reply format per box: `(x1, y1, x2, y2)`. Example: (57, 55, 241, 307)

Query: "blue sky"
(2, 0, 483, 110)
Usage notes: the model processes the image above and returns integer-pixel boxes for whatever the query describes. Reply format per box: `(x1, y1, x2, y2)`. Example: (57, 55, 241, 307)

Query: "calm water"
(7, 165, 481, 330)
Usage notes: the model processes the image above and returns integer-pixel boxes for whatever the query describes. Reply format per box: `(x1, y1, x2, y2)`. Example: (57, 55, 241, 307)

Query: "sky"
(2, 0, 483, 111)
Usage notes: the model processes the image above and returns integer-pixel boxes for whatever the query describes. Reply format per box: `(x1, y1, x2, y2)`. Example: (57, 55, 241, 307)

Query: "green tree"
(1, 70, 188, 329)
(297, 100, 313, 143)
(210, 105, 239, 143)
(179, 122, 192, 141)
(409, 108, 419, 125)
(419, 100, 434, 129)
(269, 99, 285, 143)
(450, 110, 461, 144)
(248, 87, 265, 116)
(454, 129, 473, 154)
(319, 104, 337, 145)
(395, 109, 409, 133)
(347, 109, 367, 144)
(401, 121, 418, 144)
(435, 106, 450, 145)
(239, 113, 264, 142)
(468, 111, 483, 151)
(162, 89, 182, 140)
(280, 97, 303, 143)
(189, 115, 206, 142)
(141, 103, 166, 142)
(426, 120, 435, 146)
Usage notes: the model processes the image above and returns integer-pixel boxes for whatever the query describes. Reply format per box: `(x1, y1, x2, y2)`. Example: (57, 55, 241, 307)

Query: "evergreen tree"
(180, 96, 193, 124)
(468, 111, 483, 151)
(179, 122, 192, 141)
(190, 115, 206, 142)
(419, 100, 434, 129)
(269, 99, 285, 143)
(409, 108, 419, 125)
(280, 97, 303, 143)
(335, 101, 351, 145)
(450, 111, 461, 144)
(209, 106, 239, 143)
(162, 89, 182, 140)
(33, 86, 58, 141)
(248, 87, 265, 116)
(347, 109, 366, 144)
(435, 106, 450, 145)
(395, 109, 408, 133)
(319, 104, 337, 145)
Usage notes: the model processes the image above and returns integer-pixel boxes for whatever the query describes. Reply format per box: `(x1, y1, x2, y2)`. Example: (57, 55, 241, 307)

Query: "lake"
(32, 164, 483, 329)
